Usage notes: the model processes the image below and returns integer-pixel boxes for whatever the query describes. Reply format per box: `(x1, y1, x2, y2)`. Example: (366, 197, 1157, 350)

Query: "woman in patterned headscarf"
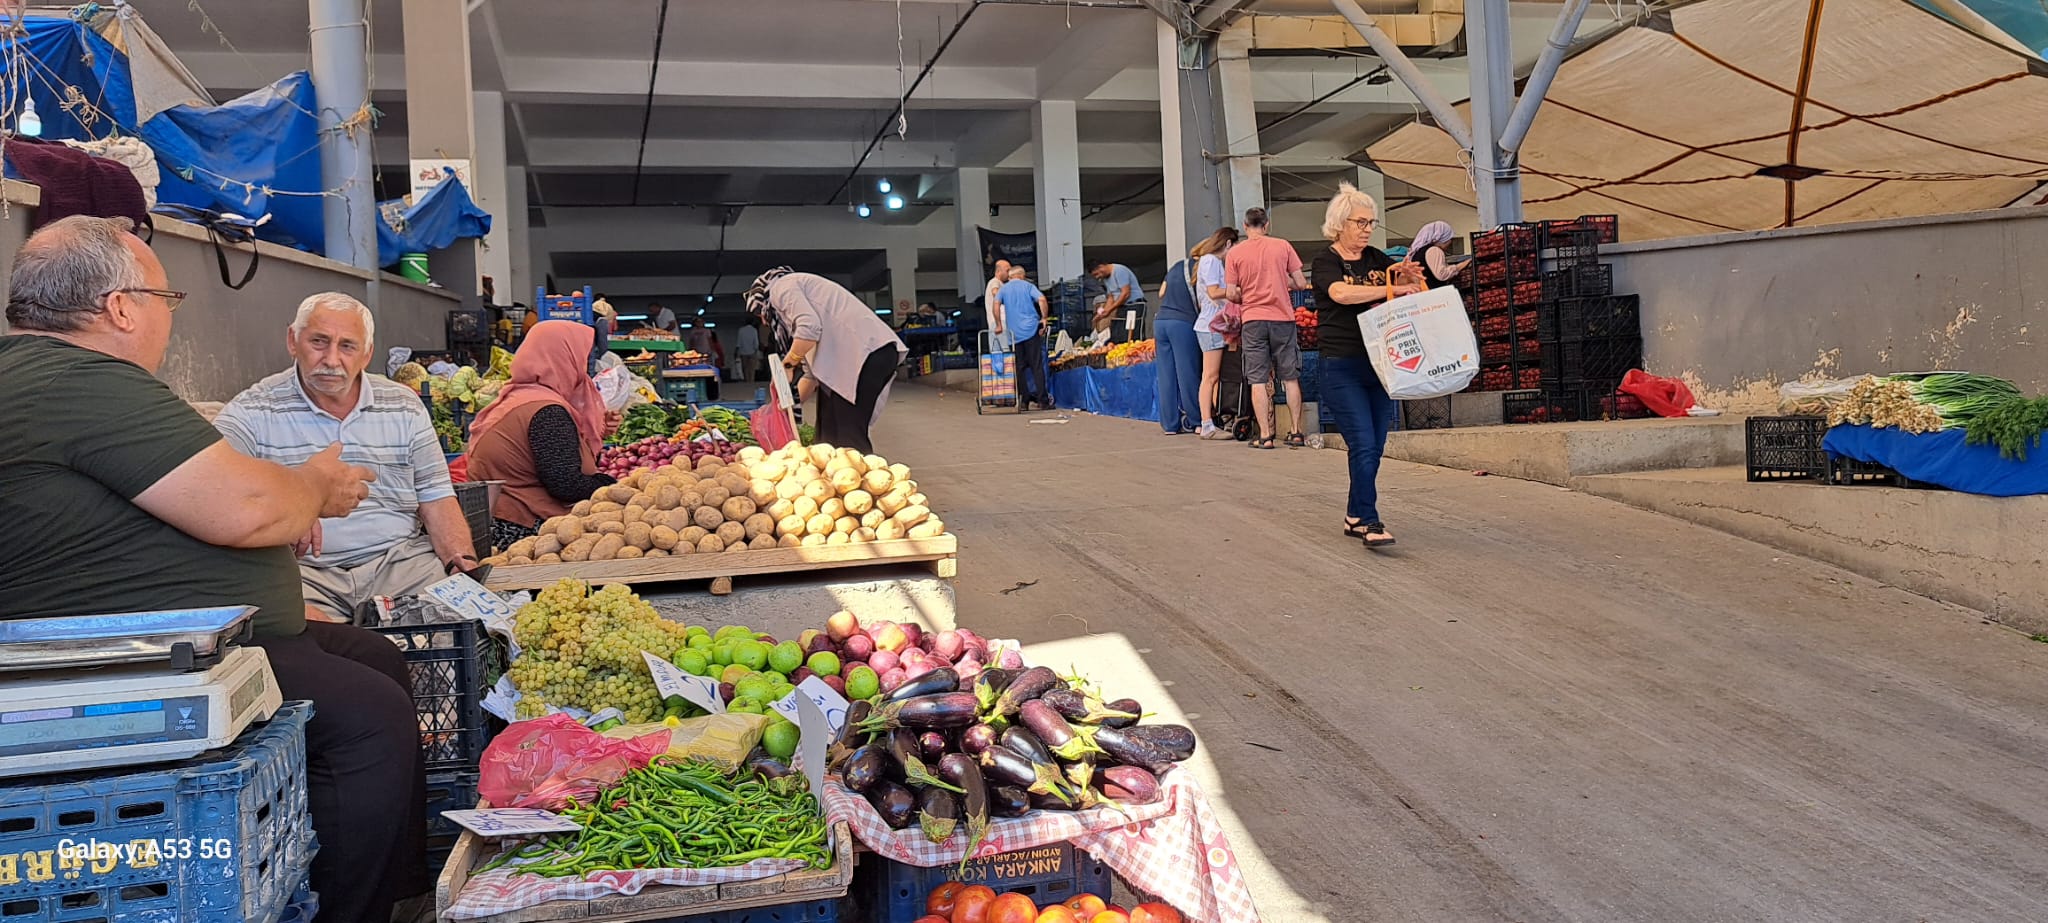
(746, 267, 907, 454)
(1409, 220, 1471, 289)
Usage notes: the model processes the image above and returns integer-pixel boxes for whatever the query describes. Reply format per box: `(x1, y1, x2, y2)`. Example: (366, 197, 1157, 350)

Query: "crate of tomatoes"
(913, 880, 1184, 923)
(1293, 307, 1318, 349)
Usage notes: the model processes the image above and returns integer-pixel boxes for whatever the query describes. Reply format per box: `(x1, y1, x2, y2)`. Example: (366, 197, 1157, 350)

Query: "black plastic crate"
(1540, 215, 1619, 247)
(1827, 456, 1943, 489)
(1401, 396, 1452, 430)
(855, 842, 1112, 923)
(369, 620, 506, 772)
(1473, 222, 1540, 258)
(1542, 379, 1630, 422)
(425, 769, 479, 872)
(1540, 295, 1641, 342)
(454, 481, 493, 555)
(1540, 335, 1641, 383)
(1501, 389, 1572, 424)
(1546, 229, 1602, 267)
(1746, 416, 1828, 482)
(447, 308, 490, 344)
(1542, 264, 1613, 300)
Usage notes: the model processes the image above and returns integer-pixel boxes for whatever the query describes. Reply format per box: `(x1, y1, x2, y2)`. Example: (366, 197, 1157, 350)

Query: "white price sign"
(424, 573, 516, 626)
(642, 651, 725, 713)
(442, 808, 582, 838)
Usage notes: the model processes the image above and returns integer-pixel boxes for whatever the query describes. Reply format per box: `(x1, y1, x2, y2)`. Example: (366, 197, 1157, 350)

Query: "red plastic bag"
(478, 715, 672, 810)
(447, 454, 470, 482)
(1619, 369, 1696, 418)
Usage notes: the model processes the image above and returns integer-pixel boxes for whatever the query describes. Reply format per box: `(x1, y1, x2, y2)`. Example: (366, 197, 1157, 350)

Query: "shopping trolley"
(976, 331, 1017, 414)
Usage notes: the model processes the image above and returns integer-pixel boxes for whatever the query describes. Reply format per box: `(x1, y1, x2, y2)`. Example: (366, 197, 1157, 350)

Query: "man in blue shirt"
(993, 267, 1053, 410)
(1088, 259, 1145, 339)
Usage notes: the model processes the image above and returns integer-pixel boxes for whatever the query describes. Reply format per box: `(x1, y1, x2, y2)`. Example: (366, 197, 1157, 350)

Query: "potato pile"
(482, 441, 944, 566)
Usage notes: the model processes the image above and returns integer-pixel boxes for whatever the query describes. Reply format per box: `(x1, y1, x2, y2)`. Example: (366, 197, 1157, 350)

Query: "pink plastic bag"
(478, 715, 672, 810)
(1619, 369, 1696, 418)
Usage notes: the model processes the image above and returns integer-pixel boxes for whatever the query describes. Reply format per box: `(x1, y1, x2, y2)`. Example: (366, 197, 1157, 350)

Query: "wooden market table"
(483, 535, 958, 596)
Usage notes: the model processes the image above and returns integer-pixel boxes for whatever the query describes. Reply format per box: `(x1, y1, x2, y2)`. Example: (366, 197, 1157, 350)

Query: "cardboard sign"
(792, 692, 831, 800)
(770, 676, 851, 735)
(442, 808, 582, 838)
(641, 651, 726, 714)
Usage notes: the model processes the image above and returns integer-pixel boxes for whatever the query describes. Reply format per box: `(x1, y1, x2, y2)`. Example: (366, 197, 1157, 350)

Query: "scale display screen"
(0, 704, 165, 747)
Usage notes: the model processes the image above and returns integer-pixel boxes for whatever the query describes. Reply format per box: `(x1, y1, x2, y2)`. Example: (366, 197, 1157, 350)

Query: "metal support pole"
(1330, 0, 1472, 152)
(310, 0, 376, 270)
(1465, 0, 1521, 227)
(1499, 0, 1590, 154)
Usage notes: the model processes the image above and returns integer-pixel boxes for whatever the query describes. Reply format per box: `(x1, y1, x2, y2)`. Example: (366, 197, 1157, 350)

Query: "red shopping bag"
(1619, 369, 1696, 418)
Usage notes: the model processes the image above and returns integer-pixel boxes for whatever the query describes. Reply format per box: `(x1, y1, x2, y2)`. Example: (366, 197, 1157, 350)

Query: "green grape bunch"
(508, 580, 689, 722)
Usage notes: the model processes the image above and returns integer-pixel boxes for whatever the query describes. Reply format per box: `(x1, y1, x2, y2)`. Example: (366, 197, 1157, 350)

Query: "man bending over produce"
(215, 291, 480, 621)
(0, 216, 428, 923)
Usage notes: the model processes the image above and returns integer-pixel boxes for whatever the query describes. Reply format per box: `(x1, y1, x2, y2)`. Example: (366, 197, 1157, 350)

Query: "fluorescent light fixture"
(950, 310, 962, 317)
(678, 322, 694, 329)
(877, 178, 892, 194)
(876, 309, 894, 315)
(885, 195, 905, 210)
(615, 314, 647, 322)
(703, 321, 717, 328)
(857, 204, 872, 218)
(696, 307, 706, 316)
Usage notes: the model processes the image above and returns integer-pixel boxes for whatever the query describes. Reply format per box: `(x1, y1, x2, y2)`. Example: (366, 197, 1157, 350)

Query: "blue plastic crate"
(667, 898, 843, 922)
(857, 841, 1112, 923)
(0, 702, 317, 923)
(271, 879, 317, 923)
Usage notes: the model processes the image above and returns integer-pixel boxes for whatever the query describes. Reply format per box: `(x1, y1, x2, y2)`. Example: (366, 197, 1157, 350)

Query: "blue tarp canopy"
(2, 12, 488, 265)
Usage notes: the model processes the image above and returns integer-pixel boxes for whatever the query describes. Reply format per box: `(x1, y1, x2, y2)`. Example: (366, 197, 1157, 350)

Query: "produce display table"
(1825, 424, 2048, 496)
(661, 365, 720, 404)
(482, 535, 959, 592)
(1051, 361, 1158, 422)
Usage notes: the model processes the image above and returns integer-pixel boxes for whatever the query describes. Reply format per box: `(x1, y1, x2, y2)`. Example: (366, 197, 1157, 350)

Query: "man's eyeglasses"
(1346, 217, 1379, 230)
(107, 288, 187, 312)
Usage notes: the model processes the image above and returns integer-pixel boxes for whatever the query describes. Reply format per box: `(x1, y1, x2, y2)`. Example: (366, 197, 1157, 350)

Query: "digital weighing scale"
(0, 607, 282, 779)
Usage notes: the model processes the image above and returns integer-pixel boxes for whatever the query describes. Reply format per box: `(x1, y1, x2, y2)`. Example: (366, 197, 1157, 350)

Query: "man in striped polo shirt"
(215, 292, 478, 620)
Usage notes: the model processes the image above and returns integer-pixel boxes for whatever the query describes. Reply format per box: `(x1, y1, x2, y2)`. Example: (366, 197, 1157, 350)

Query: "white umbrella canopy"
(1364, 0, 2048, 240)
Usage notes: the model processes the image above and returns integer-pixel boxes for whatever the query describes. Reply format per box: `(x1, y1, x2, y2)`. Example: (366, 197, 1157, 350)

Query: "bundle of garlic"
(1827, 375, 1945, 434)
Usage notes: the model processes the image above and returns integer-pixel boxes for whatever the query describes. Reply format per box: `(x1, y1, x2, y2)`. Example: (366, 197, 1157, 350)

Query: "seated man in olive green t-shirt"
(0, 216, 429, 923)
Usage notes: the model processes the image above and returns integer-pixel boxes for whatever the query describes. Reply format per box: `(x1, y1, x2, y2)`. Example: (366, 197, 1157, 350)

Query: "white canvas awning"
(1364, 0, 2048, 240)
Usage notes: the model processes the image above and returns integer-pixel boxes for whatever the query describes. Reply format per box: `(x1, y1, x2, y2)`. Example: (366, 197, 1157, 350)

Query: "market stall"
(1049, 340, 1157, 422)
(1746, 373, 2048, 496)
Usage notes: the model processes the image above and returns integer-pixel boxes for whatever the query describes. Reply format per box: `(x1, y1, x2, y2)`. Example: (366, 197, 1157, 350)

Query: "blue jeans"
(1319, 355, 1398, 523)
(1154, 318, 1201, 433)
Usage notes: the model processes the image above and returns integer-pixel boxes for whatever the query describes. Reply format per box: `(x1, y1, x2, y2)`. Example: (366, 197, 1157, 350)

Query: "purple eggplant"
(1122, 724, 1197, 761)
(842, 744, 889, 792)
(862, 692, 980, 732)
(1020, 700, 1100, 761)
(1101, 766, 1162, 804)
(889, 727, 964, 794)
(828, 699, 874, 769)
(989, 785, 1032, 818)
(747, 755, 793, 780)
(1090, 726, 1176, 772)
(991, 666, 1062, 717)
(961, 723, 999, 757)
(937, 753, 990, 858)
(1101, 698, 1142, 729)
(887, 667, 958, 703)
(973, 668, 1020, 713)
(1042, 688, 1141, 726)
(867, 781, 917, 829)
(998, 726, 1053, 765)
(917, 787, 960, 844)
(1030, 789, 1078, 811)
(918, 731, 950, 761)
(980, 741, 1072, 800)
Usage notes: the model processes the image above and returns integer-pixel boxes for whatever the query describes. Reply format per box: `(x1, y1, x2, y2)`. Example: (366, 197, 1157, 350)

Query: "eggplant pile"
(828, 664, 1196, 856)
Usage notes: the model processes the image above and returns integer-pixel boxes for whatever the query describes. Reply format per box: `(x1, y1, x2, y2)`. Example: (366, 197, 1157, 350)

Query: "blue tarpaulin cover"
(1824, 424, 2048, 497)
(1051, 363, 1158, 423)
(377, 168, 493, 268)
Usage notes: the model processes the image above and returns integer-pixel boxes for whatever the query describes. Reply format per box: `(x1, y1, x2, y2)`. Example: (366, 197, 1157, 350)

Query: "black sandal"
(1285, 432, 1306, 448)
(1362, 522, 1396, 548)
(1249, 437, 1276, 450)
(1343, 518, 1370, 539)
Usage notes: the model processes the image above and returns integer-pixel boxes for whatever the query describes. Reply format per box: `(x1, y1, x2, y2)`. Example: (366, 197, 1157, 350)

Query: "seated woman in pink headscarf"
(464, 320, 618, 548)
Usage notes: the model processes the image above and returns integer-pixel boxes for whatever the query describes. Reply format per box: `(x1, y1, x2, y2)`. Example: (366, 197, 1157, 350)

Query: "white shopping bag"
(1359, 286, 1480, 399)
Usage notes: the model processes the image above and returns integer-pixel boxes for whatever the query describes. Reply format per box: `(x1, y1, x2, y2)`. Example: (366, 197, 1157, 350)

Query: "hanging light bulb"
(877, 178, 892, 194)
(886, 195, 905, 210)
(857, 204, 872, 218)
(696, 307, 706, 316)
(17, 97, 42, 138)
(704, 294, 715, 303)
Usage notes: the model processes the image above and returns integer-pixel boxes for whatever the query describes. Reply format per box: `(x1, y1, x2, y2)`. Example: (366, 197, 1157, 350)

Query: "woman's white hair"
(1321, 181, 1379, 242)
(291, 291, 375, 344)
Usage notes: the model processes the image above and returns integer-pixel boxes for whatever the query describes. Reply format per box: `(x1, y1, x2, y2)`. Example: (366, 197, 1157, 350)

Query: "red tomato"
(915, 917, 951, 923)
(1063, 895, 1107, 916)
(1129, 903, 1183, 923)
(952, 885, 998, 923)
(928, 882, 965, 917)
(1091, 912, 1132, 923)
(989, 892, 1041, 923)
(1035, 907, 1081, 923)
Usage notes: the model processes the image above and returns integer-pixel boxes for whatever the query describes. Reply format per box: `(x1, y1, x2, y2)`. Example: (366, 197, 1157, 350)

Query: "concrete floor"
(870, 386, 2048, 923)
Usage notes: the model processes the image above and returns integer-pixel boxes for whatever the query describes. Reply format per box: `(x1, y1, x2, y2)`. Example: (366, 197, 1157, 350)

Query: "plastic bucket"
(399, 252, 431, 283)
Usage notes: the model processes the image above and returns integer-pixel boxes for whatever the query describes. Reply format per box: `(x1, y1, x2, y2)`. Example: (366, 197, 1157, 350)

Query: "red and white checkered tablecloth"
(823, 768, 1261, 923)
(443, 855, 806, 920)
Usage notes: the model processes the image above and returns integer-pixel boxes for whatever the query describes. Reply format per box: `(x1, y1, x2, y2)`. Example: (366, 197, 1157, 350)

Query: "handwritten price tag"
(425, 573, 516, 626)
(770, 676, 849, 734)
(642, 652, 725, 713)
(442, 808, 582, 838)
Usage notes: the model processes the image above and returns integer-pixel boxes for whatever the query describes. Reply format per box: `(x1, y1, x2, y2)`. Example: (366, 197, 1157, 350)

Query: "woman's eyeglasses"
(1346, 217, 1379, 231)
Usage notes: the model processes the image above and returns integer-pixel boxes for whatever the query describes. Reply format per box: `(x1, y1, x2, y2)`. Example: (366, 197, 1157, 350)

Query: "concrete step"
(1578, 466, 2047, 635)
(1385, 416, 1744, 486)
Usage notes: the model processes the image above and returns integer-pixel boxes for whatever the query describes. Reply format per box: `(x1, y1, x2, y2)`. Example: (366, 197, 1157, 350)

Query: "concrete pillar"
(1355, 167, 1388, 249)
(1155, 19, 1188, 266)
(887, 242, 919, 319)
(954, 167, 990, 299)
(402, 0, 478, 294)
(506, 165, 531, 309)
(309, 0, 375, 271)
(473, 91, 511, 305)
(1466, 0, 1523, 227)
(1032, 99, 1084, 284)
(1215, 22, 1264, 227)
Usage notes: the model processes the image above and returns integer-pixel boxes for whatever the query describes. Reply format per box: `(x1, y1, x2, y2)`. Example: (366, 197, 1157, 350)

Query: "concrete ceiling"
(145, 0, 1631, 307)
